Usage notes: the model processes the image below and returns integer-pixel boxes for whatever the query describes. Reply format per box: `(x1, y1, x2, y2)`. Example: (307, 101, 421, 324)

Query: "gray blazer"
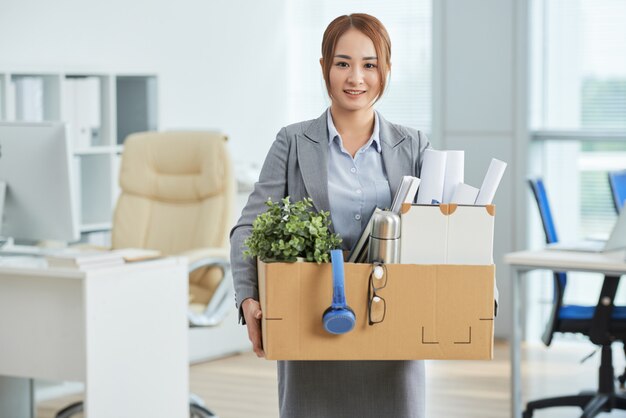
(230, 110, 430, 322)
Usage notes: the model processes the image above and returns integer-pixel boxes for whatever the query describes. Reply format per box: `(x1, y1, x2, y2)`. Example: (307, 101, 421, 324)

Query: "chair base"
(55, 396, 218, 418)
(523, 391, 626, 418)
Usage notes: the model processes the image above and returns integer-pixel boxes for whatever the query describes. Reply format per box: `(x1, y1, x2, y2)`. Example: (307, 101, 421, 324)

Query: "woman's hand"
(242, 298, 265, 358)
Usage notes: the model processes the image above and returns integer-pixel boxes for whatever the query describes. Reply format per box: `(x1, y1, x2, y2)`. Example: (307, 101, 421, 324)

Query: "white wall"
(1, 0, 531, 340)
(0, 0, 291, 166)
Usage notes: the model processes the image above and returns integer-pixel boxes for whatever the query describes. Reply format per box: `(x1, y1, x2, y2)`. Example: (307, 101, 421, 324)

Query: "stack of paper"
(390, 176, 421, 213)
(349, 176, 421, 262)
(46, 248, 161, 270)
(348, 208, 383, 263)
(113, 248, 161, 262)
(46, 251, 124, 270)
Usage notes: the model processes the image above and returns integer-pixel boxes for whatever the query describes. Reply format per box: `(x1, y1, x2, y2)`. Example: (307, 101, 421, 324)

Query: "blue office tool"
(322, 249, 356, 335)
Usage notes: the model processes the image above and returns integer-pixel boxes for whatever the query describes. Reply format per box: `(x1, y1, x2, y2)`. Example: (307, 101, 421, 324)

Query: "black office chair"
(524, 178, 626, 418)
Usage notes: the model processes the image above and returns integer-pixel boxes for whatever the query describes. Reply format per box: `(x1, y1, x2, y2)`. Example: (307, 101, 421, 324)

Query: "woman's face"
(327, 28, 381, 112)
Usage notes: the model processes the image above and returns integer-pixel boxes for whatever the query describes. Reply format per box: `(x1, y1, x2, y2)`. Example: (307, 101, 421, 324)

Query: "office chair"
(524, 178, 626, 418)
(56, 131, 236, 418)
(607, 169, 626, 388)
(608, 169, 626, 214)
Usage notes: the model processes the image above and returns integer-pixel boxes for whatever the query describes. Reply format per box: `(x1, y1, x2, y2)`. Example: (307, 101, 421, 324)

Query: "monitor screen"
(0, 122, 79, 242)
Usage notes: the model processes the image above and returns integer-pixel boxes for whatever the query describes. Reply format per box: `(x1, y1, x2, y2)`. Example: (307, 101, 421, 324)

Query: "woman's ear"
(319, 58, 324, 69)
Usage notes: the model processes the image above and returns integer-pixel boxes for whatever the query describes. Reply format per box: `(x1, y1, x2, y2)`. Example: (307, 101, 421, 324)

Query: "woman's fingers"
(243, 299, 265, 358)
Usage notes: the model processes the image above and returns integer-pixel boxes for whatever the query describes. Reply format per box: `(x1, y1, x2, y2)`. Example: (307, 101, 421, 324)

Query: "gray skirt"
(277, 360, 425, 418)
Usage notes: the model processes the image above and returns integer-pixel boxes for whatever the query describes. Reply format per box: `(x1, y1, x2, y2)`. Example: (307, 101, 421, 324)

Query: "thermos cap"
(370, 210, 401, 239)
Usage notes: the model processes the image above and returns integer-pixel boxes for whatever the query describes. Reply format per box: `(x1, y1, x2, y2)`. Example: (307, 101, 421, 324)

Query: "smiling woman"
(321, 14, 391, 110)
(230, 13, 431, 418)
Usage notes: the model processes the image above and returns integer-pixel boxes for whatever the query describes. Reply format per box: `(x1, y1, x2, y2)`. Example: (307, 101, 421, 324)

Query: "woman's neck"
(329, 106, 376, 148)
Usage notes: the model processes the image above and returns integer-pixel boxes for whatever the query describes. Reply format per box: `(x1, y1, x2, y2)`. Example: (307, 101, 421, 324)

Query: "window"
(531, 0, 626, 242)
(529, 0, 626, 322)
(286, 1, 432, 132)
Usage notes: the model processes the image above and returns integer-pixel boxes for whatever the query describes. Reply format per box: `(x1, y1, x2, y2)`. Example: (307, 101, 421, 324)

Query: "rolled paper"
(475, 158, 507, 205)
(450, 183, 480, 205)
(416, 149, 447, 204)
(442, 150, 464, 204)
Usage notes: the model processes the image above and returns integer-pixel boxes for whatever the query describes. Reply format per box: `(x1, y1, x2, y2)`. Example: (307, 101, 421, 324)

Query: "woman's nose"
(347, 68, 364, 85)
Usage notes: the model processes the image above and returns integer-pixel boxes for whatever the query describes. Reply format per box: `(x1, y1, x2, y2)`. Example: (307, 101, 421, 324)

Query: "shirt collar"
(326, 108, 381, 153)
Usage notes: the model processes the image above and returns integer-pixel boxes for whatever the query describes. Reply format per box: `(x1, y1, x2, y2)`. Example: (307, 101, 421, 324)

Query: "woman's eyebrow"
(334, 54, 378, 60)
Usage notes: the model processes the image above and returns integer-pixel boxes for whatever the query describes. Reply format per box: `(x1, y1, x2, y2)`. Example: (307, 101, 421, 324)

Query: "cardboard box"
(258, 260, 495, 360)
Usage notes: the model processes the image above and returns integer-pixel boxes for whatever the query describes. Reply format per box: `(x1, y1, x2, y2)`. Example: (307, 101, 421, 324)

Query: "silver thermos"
(367, 210, 401, 263)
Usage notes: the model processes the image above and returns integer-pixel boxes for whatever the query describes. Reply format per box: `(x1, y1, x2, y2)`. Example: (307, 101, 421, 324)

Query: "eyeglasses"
(368, 262, 387, 325)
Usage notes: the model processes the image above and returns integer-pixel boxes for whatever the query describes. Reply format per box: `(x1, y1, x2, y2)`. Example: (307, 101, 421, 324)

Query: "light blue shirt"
(326, 109, 391, 251)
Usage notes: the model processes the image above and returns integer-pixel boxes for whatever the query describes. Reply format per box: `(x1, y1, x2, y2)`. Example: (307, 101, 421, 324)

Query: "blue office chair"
(608, 169, 626, 388)
(524, 178, 626, 418)
(608, 169, 626, 214)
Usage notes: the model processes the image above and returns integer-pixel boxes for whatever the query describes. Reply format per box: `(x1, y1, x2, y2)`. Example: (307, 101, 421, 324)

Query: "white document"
(416, 149, 447, 204)
(450, 183, 480, 205)
(475, 158, 507, 205)
(446, 205, 495, 264)
(400, 205, 448, 264)
(442, 150, 464, 203)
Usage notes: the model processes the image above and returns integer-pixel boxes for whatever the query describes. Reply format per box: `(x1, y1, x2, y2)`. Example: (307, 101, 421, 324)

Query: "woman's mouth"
(344, 90, 366, 96)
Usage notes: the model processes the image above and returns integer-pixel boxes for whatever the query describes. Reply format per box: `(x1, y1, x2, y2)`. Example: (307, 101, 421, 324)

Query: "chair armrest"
(179, 247, 229, 271)
(180, 247, 234, 327)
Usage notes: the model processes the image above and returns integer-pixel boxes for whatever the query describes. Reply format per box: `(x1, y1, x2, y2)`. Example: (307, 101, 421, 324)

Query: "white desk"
(0, 257, 189, 418)
(504, 249, 626, 418)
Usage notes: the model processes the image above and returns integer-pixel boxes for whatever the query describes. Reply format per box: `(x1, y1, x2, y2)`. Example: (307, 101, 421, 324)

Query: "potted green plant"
(243, 197, 342, 263)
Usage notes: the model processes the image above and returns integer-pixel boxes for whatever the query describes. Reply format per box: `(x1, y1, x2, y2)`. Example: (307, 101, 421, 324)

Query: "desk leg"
(511, 268, 522, 418)
(0, 376, 34, 418)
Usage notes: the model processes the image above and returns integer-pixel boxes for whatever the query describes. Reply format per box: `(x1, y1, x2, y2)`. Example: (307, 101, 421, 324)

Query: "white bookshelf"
(0, 70, 158, 236)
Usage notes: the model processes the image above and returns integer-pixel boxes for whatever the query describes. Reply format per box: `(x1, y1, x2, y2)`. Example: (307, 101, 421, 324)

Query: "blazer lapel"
(296, 111, 410, 221)
(297, 111, 331, 216)
(378, 113, 410, 200)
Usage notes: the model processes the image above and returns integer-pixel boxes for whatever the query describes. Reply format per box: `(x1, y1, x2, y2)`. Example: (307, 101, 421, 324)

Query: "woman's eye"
(335, 62, 349, 68)
(365, 63, 377, 69)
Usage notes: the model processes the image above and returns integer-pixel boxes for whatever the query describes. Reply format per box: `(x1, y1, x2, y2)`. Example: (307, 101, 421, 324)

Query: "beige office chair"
(57, 131, 235, 418)
(112, 130, 235, 328)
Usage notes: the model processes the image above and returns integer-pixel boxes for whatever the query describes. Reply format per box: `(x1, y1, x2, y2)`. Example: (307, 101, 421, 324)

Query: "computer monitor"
(0, 122, 79, 243)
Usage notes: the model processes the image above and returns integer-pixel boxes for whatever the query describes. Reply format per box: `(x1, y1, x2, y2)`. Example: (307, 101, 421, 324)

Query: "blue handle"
(330, 249, 346, 308)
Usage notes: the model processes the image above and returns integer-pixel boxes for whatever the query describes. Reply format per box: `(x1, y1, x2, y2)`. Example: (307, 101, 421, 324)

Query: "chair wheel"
(55, 401, 84, 418)
(190, 403, 217, 418)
